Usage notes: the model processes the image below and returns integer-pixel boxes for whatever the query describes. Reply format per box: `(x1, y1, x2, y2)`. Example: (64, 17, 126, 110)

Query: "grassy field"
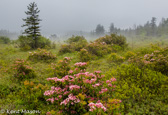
(0, 36, 168, 115)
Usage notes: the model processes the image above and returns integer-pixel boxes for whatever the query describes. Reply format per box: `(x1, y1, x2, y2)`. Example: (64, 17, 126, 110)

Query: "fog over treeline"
(1, 0, 168, 39)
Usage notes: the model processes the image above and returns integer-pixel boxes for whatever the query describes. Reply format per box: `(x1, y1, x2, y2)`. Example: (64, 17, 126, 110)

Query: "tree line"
(93, 17, 168, 37)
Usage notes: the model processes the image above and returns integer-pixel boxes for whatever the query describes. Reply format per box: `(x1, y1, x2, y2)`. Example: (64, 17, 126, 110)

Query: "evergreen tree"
(22, 2, 42, 48)
(95, 24, 105, 36)
(109, 23, 115, 33)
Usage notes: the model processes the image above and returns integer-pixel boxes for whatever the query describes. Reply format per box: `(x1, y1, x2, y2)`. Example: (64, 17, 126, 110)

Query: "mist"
(1, 0, 168, 36)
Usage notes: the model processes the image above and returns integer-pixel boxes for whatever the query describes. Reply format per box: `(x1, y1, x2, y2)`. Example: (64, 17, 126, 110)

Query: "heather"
(0, 34, 168, 115)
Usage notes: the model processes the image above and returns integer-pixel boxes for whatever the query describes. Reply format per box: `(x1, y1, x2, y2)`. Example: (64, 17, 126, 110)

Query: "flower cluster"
(44, 60, 120, 114)
(60, 94, 80, 105)
(88, 102, 107, 112)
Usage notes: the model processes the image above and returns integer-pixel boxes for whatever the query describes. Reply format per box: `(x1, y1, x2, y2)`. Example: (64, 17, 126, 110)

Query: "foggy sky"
(1, 0, 168, 35)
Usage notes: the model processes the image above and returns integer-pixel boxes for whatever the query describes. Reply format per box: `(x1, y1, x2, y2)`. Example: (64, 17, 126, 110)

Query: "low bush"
(106, 63, 168, 114)
(86, 42, 111, 57)
(28, 48, 57, 62)
(12, 59, 36, 80)
(50, 57, 71, 78)
(18, 35, 51, 50)
(66, 35, 87, 44)
(0, 36, 10, 44)
(44, 61, 122, 115)
(124, 51, 136, 59)
(78, 48, 92, 62)
(18, 80, 48, 110)
(58, 44, 73, 55)
(95, 34, 127, 48)
(107, 53, 125, 64)
(129, 47, 168, 75)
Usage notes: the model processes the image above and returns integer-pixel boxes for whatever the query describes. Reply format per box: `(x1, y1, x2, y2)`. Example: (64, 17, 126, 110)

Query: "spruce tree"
(22, 2, 41, 48)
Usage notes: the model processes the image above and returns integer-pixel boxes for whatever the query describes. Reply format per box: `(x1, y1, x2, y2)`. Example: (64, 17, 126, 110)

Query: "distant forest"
(93, 17, 168, 38)
(1, 17, 168, 40)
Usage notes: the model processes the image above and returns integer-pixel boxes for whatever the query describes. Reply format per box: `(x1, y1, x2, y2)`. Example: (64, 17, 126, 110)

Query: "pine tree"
(22, 2, 42, 48)
(95, 24, 105, 36)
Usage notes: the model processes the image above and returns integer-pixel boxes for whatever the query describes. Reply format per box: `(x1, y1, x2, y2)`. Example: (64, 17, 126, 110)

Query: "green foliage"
(95, 34, 127, 48)
(13, 59, 36, 80)
(107, 53, 125, 64)
(0, 36, 10, 44)
(78, 48, 92, 62)
(22, 2, 42, 49)
(124, 51, 136, 59)
(18, 35, 52, 50)
(58, 44, 73, 54)
(106, 64, 168, 114)
(86, 42, 111, 57)
(49, 57, 71, 78)
(28, 48, 57, 62)
(18, 80, 48, 109)
(66, 35, 87, 44)
(129, 46, 168, 75)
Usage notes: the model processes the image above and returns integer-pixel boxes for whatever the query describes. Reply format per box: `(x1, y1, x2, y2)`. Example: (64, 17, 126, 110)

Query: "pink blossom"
(69, 70, 74, 74)
(111, 77, 116, 82)
(69, 85, 80, 90)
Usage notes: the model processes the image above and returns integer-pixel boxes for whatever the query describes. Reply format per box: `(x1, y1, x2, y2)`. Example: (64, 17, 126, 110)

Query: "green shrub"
(106, 64, 168, 114)
(86, 42, 111, 57)
(107, 53, 125, 64)
(71, 40, 88, 51)
(13, 59, 36, 80)
(36, 36, 51, 49)
(124, 51, 136, 59)
(49, 57, 71, 78)
(129, 47, 168, 75)
(66, 35, 87, 44)
(28, 48, 57, 62)
(18, 80, 48, 109)
(58, 44, 73, 54)
(95, 34, 127, 48)
(78, 48, 92, 62)
(18, 35, 51, 50)
(0, 36, 10, 44)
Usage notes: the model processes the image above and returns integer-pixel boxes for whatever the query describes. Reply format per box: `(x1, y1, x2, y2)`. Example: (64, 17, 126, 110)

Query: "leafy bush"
(18, 80, 48, 110)
(78, 48, 92, 62)
(50, 57, 71, 78)
(36, 36, 51, 49)
(66, 35, 87, 44)
(12, 59, 36, 80)
(44, 61, 121, 115)
(107, 53, 125, 64)
(95, 34, 127, 48)
(129, 47, 168, 75)
(86, 42, 111, 57)
(58, 44, 73, 55)
(106, 64, 168, 114)
(124, 51, 136, 59)
(18, 35, 51, 50)
(28, 48, 57, 62)
(71, 40, 88, 51)
(0, 36, 10, 44)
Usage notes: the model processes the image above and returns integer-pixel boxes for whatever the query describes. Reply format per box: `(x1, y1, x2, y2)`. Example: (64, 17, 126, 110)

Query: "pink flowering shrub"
(44, 61, 121, 114)
(50, 57, 71, 78)
(13, 59, 36, 80)
(129, 47, 168, 75)
(28, 48, 57, 62)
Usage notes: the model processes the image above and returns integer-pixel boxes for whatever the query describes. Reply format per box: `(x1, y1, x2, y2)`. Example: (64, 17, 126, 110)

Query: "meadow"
(0, 34, 168, 115)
